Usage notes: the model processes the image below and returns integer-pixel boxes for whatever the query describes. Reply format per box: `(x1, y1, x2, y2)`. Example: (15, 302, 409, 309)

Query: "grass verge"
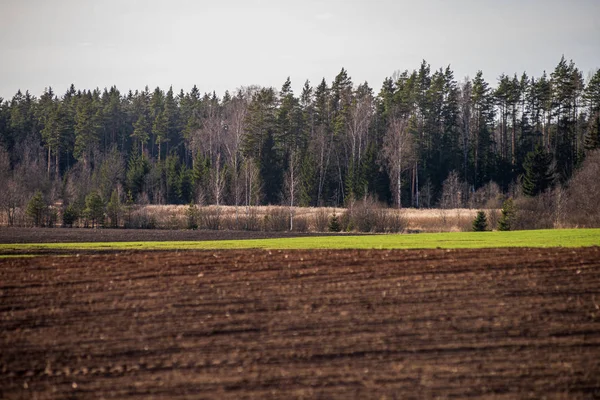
(0, 229, 599, 255)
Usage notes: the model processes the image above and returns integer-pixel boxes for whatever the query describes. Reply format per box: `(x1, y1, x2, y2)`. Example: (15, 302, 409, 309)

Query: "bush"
(26, 191, 47, 227)
(240, 207, 261, 231)
(563, 150, 600, 227)
(62, 204, 79, 227)
(84, 191, 105, 228)
(199, 206, 222, 230)
(106, 189, 122, 228)
(46, 208, 58, 228)
(344, 196, 405, 233)
(513, 192, 556, 230)
(314, 208, 330, 232)
(328, 212, 342, 232)
(124, 209, 156, 229)
(472, 211, 488, 231)
(385, 209, 408, 233)
(186, 202, 199, 230)
(263, 207, 289, 232)
(497, 198, 516, 231)
(292, 216, 309, 232)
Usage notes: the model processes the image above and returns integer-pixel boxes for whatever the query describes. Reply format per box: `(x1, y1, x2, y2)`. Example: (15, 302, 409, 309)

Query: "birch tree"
(383, 116, 413, 208)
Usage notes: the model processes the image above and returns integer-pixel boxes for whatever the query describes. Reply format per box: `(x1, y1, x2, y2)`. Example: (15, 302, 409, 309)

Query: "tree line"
(1, 56, 599, 220)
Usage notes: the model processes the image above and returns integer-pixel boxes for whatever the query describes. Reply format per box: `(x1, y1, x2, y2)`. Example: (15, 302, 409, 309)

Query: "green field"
(1, 229, 599, 255)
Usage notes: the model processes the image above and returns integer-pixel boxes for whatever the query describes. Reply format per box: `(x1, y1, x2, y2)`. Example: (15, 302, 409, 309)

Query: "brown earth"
(1, 247, 600, 399)
(0, 227, 349, 244)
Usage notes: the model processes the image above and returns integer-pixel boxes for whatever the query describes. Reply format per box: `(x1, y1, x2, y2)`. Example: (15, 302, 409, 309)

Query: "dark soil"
(2, 247, 600, 399)
(0, 227, 348, 244)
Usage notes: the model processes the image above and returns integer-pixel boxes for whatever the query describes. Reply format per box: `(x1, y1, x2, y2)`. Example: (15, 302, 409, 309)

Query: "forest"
(0, 56, 599, 228)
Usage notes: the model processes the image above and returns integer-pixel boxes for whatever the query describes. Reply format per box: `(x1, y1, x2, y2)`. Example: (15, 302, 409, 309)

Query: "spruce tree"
(472, 210, 488, 231)
(26, 191, 47, 227)
(106, 189, 122, 228)
(497, 198, 515, 231)
(522, 145, 553, 196)
(84, 191, 104, 228)
(328, 212, 342, 232)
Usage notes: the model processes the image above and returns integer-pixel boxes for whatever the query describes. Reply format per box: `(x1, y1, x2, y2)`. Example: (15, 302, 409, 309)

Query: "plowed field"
(2, 247, 600, 398)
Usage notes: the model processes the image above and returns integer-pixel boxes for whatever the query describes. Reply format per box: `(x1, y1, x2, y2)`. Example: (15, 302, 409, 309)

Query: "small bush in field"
(513, 193, 555, 230)
(199, 207, 222, 230)
(106, 189, 122, 228)
(84, 191, 105, 228)
(26, 191, 48, 227)
(62, 204, 79, 227)
(263, 207, 288, 231)
(47, 208, 58, 228)
(241, 207, 261, 231)
(328, 212, 342, 232)
(314, 208, 330, 232)
(472, 211, 488, 231)
(385, 209, 408, 233)
(186, 202, 199, 230)
(292, 216, 309, 232)
(498, 198, 516, 231)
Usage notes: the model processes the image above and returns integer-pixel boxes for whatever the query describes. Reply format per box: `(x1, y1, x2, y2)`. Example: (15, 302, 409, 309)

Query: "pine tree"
(74, 91, 101, 166)
(84, 191, 104, 228)
(26, 191, 47, 227)
(497, 198, 515, 231)
(584, 112, 600, 150)
(106, 189, 122, 228)
(522, 145, 553, 196)
(472, 210, 488, 231)
(328, 212, 341, 232)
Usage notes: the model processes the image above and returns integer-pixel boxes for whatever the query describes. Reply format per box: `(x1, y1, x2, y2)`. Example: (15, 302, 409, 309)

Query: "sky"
(0, 0, 599, 100)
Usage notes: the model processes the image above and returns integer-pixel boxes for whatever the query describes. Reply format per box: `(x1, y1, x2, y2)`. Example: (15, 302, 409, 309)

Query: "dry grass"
(402, 208, 479, 232)
(0, 204, 485, 233)
(139, 205, 479, 233)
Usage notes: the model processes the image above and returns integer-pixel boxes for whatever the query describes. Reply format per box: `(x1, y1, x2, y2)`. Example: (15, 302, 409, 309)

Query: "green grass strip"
(0, 229, 599, 255)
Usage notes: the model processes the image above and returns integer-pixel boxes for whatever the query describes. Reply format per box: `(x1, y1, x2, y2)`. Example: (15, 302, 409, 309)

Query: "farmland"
(2, 238, 600, 398)
(0, 227, 599, 255)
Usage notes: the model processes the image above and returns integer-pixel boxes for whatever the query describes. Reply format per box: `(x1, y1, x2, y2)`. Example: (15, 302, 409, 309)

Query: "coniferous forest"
(1, 56, 599, 228)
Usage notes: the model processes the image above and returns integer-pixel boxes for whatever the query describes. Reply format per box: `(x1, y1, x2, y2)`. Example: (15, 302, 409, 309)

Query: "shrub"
(46, 208, 58, 228)
(497, 198, 516, 231)
(186, 202, 199, 230)
(314, 208, 330, 232)
(84, 191, 105, 228)
(106, 189, 122, 228)
(292, 216, 309, 232)
(344, 196, 402, 233)
(199, 206, 222, 230)
(124, 209, 156, 229)
(385, 209, 408, 233)
(328, 212, 342, 232)
(472, 211, 488, 231)
(512, 192, 555, 230)
(26, 191, 47, 227)
(62, 204, 79, 227)
(563, 150, 600, 227)
(240, 207, 261, 231)
(263, 207, 289, 232)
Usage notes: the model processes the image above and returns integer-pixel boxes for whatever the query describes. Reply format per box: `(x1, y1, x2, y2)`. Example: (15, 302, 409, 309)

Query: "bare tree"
(223, 92, 249, 220)
(201, 97, 222, 162)
(346, 87, 373, 177)
(383, 116, 413, 208)
(283, 150, 301, 231)
(459, 79, 472, 179)
(242, 158, 261, 209)
(312, 123, 333, 205)
(439, 170, 467, 209)
(211, 153, 226, 206)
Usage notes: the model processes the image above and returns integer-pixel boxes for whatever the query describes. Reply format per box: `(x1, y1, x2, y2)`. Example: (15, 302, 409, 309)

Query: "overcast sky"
(1, 0, 599, 99)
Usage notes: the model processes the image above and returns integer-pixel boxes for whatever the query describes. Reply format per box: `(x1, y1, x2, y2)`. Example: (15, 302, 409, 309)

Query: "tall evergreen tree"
(522, 145, 553, 196)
